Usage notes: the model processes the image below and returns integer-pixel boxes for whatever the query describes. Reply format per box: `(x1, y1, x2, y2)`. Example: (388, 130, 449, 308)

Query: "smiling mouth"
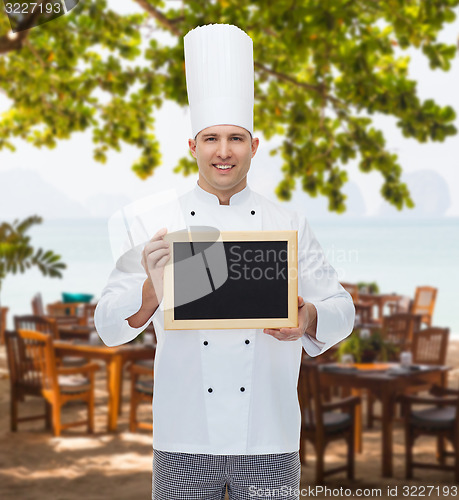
(213, 164, 235, 170)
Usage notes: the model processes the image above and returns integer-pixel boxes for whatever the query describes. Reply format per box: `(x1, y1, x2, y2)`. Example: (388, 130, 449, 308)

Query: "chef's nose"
(217, 139, 231, 159)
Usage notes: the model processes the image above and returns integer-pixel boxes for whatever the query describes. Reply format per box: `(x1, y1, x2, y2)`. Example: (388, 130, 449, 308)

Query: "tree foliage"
(0, 216, 66, 296)
(0, 0, 458, 212)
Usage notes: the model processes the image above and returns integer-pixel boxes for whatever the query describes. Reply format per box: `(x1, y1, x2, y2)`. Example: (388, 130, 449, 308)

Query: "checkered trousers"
(152, 449, 301, 500)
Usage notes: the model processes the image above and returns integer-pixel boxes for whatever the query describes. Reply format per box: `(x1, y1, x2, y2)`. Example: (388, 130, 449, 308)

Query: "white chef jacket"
(95, 183, 354, 455)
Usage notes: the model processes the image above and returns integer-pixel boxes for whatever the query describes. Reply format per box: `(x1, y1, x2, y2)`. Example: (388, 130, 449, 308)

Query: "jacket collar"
(194, 182, 252, 206)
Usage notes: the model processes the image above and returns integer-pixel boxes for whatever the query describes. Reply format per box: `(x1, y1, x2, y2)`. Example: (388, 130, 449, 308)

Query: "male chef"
(95, 24, 354, 500)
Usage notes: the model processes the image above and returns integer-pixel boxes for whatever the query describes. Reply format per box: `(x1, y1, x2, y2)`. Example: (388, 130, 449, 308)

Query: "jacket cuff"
(301, 300, 353, 357)
(96, 280, 154, 346)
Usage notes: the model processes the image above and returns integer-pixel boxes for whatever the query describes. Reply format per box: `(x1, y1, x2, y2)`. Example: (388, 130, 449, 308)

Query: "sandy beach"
(1, 341, 458, 500)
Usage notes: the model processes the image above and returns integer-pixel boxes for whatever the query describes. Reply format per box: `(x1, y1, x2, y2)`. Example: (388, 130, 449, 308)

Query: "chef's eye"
(231, 137, 243, 141)
(205, 137, 216, 141)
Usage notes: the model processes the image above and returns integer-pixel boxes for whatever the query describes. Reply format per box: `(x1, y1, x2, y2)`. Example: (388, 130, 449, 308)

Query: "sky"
(0, 1, 458, 218)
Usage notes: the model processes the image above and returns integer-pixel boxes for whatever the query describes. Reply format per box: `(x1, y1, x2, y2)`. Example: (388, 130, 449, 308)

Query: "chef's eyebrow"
(200, 132, 248, 138)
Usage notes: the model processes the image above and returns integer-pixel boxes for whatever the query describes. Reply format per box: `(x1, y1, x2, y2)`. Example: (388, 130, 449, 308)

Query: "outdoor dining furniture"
(358, 291, 404, 324)
(299, 360, 360, 483)
(47, 301, 81, 318)
(402, 327, 450, 399)
(0, 306, 8, 344)
(402, 384, 459, 481)
(340, 282, 374, 325)
(14, 315, 60, 339)
(319, 362, 450, 478)
(14, 315, 88, 366)
(53, 339, 155, 432)
(5, 330, 50, 432)
(386, 286, 438, 327)
(31, 293, 44, 316)
(411, 286, 437, 327)
(367, 322, 446, 428)
(387, 294, 411, 315)
(412, 327, 449, 366)
(49, 302, 97, 327)
(381, 312, 422, 353)
(57, 323, 93, 342)
(15, 329, 100, 436)
(80, 303, 97, 327)
(32, 293, 82, 327)
(129, 359, 154, 433)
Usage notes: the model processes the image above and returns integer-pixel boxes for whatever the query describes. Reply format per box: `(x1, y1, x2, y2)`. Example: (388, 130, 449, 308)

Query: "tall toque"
(184, 24, 254, 138)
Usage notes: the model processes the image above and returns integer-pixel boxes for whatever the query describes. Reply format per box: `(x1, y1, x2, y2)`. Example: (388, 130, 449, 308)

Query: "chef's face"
(189, 124, 259, 204)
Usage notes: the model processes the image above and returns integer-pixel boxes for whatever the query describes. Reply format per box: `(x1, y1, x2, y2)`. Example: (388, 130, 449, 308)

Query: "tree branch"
(255, 61, 321, 92)
(254, 61, 344, 107)
(0, 31, 29, 55)
(132, 0, 181, 36)
(23, 39, 46, 69)
(170, 16, 185, 25)
(0, 0, 55, 54)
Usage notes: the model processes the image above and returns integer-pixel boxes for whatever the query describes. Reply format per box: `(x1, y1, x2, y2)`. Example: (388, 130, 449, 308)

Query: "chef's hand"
(141, 227, 170, 304)
(263, 296, 317, 342)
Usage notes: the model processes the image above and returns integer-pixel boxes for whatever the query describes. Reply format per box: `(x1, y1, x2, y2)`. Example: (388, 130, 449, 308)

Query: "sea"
(1, 217, 458, 337)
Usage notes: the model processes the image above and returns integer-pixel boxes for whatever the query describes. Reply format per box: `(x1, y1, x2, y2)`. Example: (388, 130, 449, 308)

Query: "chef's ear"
(251, 137, 260, 158)
(188, 138, 197, 159)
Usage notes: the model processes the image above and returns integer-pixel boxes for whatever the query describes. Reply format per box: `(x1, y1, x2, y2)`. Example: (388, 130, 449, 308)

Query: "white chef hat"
(184, 24, 254, 138)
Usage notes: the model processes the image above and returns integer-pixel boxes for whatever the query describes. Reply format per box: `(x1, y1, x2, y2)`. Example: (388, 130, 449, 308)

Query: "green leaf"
(0, 215, 66, 292)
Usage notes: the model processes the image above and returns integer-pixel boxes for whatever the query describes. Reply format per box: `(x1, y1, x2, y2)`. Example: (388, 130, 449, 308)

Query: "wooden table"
(319, 362, 450, 477)
(54, 340, 155, 432)
(359, 293, 403, 323)
(58, 324, 93, 342)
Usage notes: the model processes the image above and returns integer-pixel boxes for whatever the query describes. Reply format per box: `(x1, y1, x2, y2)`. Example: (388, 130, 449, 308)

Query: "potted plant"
(357, 281, 380, 294)
(337, 328, 399, 363)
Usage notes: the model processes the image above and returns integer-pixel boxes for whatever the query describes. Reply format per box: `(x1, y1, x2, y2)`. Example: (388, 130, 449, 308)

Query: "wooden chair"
(401, 328, 450, 400)
(381, 312, 422, 353)
(17, 329, 99, 436)
(32, 293, 81, 327)
(340, 282, 373, 326)
(49, 302, 98, 327)
(0, 306, 8, 344)
(14, 315, 87, 366)
(5, 330, 52, 432)
(367, 313, 423, 427)
(129, 359, 154, 432)
(367, 321, 445, 429)
(14, 315, 60, 339)
(298, 360, 360, 483)
(412, 327, 449, 366)
(31, 293, 45, 316)
(411, 286, 437, 327)
(402, 385, 459, 481)
(80, 303, 97, 327)
(47, 301, 81, 318)
(388, 287, 437, 327)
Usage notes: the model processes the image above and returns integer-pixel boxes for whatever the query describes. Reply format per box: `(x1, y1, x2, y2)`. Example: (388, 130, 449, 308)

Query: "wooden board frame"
(163, 230, 298, 330)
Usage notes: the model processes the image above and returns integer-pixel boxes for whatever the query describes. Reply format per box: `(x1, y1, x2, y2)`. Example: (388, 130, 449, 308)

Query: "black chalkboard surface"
(163, 231, 298, 330)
